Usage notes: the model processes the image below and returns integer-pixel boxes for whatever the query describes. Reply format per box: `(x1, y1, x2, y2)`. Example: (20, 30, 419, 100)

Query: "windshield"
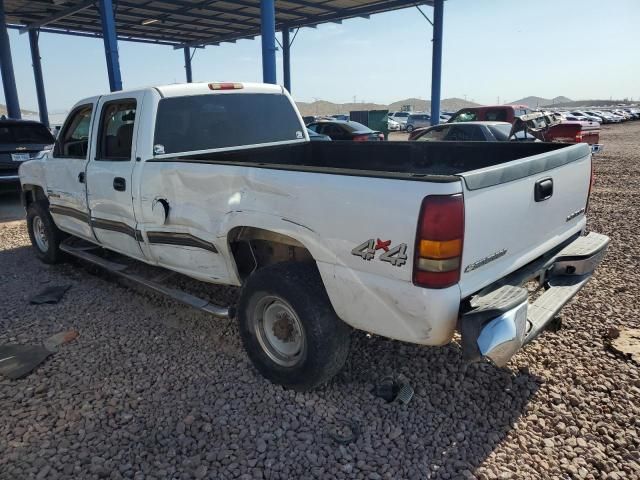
(154, 93, 304, 154)
(0, 123, 55, 144)
(488, 124, 513, 141)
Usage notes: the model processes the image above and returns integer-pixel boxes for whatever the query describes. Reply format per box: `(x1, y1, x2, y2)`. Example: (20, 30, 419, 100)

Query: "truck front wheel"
(27, 202, 65, 264)
(237, 261, 351, 391)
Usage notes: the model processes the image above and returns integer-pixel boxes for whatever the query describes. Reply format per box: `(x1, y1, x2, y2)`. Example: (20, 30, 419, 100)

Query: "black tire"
(238, 261, 351, 391)
(406, 125, 414, 132)
(26, 202, 65, 264)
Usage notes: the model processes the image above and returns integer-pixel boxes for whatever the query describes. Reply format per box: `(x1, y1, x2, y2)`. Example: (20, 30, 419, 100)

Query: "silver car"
(405, 113, 432, 132)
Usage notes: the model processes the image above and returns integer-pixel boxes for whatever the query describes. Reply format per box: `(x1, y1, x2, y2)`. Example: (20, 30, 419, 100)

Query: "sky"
(3, 0, 639, 113)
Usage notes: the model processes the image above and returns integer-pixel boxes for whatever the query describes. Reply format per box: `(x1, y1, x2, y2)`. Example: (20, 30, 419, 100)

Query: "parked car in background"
(448, 105, 532, 124)
(408, 121, 538, 142)
(0, 119, 55, 191)
(583, 111, 615, 124)
(570, 111, 601, 123)
(331, 114, 349, 121)
(302, 116, 316, 125)
(388, 111, 411, 130)
(307, 128, 331, 141)
(623, 108, 640, 119)
(406, 113, 431, 132)
(306, 120, 383, 141)
(388, 118, 401, 131)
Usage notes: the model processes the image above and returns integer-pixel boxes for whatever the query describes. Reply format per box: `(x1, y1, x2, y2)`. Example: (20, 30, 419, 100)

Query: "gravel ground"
(1, 124, 639, 480)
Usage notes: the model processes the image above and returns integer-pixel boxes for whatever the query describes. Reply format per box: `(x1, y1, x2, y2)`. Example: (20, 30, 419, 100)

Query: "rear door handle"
(113, 177, 126, 191)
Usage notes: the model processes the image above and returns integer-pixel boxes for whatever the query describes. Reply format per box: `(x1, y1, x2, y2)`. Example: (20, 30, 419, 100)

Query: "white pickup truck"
(19, 82, 609, 390)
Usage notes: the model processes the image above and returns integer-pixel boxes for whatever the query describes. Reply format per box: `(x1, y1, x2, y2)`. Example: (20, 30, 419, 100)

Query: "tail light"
(413, 194, 464, 289)
(575, 132, 583, 142)
(353, 134, 369, 142)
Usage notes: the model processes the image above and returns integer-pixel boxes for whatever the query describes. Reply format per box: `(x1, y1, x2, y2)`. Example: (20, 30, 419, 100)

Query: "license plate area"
(11, 153, 30, 162)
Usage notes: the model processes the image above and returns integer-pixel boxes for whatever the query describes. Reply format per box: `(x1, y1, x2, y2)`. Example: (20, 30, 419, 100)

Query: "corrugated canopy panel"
(5, 0, 432, 47)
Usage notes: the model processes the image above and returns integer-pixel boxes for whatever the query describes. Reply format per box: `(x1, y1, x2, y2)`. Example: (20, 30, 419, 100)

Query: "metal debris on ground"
(372, 374, 414, 404)
(607, 327, 640, 364)
(0, 330, 79, 379)
(29, 284, 72, 304)
(0, 344, 52, 379)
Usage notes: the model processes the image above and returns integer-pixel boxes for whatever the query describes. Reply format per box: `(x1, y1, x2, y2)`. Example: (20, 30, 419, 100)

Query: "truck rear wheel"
(237, 261, 351, 391)
(27, 202, 65, 264)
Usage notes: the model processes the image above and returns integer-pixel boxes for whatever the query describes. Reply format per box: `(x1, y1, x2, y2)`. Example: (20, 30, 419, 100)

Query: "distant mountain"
(509, 96, 572, 108)
(296, 97, 480, 117)
(0, 103, 37, 117)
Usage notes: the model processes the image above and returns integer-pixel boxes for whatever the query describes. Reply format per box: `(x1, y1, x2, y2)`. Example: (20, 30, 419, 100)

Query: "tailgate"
(458, 143, 592, 297)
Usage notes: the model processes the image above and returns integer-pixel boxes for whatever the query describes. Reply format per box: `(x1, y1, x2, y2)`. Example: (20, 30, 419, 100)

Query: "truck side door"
(86, 93, 145, 259)
(46, 101, 97, 240)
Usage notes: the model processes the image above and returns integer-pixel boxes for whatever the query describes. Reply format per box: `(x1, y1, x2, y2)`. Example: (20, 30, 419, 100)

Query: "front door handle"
(113, 177, 126, 191)
(78, 171, 85, 183)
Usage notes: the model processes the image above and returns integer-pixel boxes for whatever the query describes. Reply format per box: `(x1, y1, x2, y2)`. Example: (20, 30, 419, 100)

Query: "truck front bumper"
(460, 231, 610, 367)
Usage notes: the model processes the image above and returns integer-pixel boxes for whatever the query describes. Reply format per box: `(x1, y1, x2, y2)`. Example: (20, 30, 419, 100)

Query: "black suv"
(0, 119, 55, 191)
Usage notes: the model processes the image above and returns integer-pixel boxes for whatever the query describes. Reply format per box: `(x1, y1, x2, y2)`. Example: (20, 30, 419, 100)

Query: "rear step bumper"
(460, 231, 610, 367)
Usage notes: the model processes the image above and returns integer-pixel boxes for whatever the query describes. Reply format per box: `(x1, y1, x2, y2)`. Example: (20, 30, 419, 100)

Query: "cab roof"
(71, 82, 284, 110)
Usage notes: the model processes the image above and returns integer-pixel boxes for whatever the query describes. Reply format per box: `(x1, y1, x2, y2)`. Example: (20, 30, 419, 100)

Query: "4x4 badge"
(352, 239, 408, 267)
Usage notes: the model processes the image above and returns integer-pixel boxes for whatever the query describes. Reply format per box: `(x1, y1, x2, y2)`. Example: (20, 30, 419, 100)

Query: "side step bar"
(60, 241, 231, 319)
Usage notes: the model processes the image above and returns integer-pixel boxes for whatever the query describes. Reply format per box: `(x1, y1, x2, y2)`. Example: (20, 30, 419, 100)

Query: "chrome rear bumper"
(460, 232, 610, 367)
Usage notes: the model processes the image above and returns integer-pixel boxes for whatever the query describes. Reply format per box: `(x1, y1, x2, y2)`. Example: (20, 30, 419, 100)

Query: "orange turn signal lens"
(419, 239, 462, 259)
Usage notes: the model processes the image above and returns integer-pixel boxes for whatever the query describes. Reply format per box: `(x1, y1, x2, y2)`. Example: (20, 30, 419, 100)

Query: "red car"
(440, 106, 602, 151)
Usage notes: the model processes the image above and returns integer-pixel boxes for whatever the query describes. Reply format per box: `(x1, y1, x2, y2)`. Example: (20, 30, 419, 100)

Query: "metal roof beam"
(118, 1, 260, 28)
(8, 24, 183, 46)
(19, 0, 96, 34)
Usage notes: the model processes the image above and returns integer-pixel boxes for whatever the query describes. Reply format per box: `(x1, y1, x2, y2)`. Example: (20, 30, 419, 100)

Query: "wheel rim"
(33, 215, 49, 252)
(253, 295, 306, 367)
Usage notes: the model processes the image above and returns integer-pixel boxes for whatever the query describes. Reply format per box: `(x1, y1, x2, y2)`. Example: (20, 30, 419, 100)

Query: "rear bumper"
(591, 144, 604, 154)
(460, 231, 609, 367)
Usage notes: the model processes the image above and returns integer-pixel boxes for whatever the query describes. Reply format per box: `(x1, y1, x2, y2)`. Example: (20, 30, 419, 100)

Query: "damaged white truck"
(19, 82, 609, 390)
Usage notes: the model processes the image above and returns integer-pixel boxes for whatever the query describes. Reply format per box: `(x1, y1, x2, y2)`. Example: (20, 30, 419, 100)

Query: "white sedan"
(388, 118, 401, 131)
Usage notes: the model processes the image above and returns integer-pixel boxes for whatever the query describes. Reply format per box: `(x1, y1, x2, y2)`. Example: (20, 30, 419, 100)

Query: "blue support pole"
(0, 0, 21, 119)
(98, 0, 122, 92)
(28, 30, 49, 127)
(260, 0, 277, 84)
(429, 0, 444, 126)
(282, 27, 291, 93)
(183, 47, 193, 83)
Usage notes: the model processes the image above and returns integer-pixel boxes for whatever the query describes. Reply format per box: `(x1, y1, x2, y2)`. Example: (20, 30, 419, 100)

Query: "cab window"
(97, 100, 136, 161)
(54, 104, 93, 159)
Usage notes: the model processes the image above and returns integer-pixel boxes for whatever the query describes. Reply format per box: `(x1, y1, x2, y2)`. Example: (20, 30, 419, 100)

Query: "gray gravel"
(1, 122, 640, 479)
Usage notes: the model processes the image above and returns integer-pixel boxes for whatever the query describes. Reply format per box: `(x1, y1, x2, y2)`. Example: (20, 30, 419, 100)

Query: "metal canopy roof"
(6, 0, 432, 48)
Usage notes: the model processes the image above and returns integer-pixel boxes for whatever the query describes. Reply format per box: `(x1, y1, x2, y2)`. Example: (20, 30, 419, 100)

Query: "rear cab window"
(154, 93, 304, 155)
(450, 110, 477, 122)
(0, 123, 54, 145)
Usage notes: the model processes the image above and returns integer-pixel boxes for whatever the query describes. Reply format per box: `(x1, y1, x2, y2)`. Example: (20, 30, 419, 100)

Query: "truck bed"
(150, 140, 579, 186)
